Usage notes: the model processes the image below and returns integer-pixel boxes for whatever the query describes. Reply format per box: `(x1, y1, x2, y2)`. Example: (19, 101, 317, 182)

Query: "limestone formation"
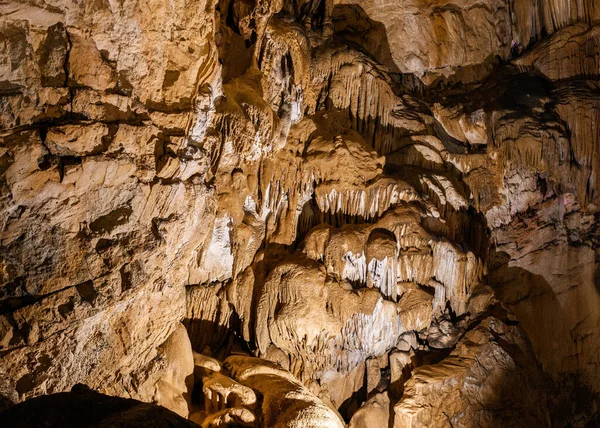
(394, 317, 551, 427)
(348, 392, 390, 428)
(1, 0, 599, 426)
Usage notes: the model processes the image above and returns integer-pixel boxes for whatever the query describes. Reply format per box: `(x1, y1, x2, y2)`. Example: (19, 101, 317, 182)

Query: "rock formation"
(0, 0, 598, 426)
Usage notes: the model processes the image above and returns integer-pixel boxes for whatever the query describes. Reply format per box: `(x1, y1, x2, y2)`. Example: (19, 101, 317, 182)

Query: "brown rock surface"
(394, 317, 551, 427)
(1, 0, 599, 426)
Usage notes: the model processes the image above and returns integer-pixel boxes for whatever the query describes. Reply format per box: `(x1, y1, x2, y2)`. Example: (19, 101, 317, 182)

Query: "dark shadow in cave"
(184, 315, 249, 362)
(295, 197, 387, 245)
(487, 249, 600, 425)
(331, 4, 400, 75)
(338, 372, 367, 423)
(0, 384, 198, 428)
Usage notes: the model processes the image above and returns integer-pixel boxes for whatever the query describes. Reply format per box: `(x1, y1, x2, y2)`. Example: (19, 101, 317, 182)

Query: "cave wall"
(0, 0, 599, 426)
(0, 0, 220, 401)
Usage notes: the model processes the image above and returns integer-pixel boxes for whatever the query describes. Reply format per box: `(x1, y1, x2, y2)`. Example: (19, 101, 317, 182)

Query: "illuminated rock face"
(0, 0, 599, 426)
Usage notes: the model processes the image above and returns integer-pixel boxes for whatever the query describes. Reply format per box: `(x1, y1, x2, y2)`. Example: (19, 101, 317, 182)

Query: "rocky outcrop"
(0, 0, 219, 403)
(224, 356, 345, 427)
(394, 317, 550, 427)
(1, 0, 599, 426)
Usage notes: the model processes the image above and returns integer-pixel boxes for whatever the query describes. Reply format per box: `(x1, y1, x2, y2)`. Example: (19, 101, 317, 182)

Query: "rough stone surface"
(1, 0, 599, 426)
(394, 317, 551, 427)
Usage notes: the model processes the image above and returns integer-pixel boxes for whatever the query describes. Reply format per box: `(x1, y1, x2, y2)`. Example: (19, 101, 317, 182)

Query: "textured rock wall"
(1, 0, 599, 426)
(0, 0, 219, 401)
